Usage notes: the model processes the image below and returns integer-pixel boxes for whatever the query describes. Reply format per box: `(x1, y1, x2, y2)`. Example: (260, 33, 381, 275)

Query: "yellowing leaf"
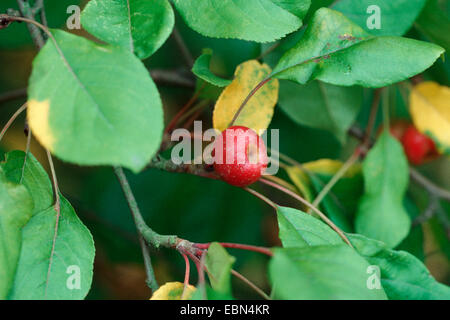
(285, 159, 362, 202)
(303, 159, 361, 177)
(27, 99, 55, 151)
(285, 166, 313, 202)
(213, 60, 279, 133)
(150, 281, 196, 300)
(410, 81, 450, 154)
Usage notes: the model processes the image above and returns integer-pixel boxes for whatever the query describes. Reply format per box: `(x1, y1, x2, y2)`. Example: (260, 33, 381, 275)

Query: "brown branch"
(0, 88, 27, 105)
(150, 69, 195, 88)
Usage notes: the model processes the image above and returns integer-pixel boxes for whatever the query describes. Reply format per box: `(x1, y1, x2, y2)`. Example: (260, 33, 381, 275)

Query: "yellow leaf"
(303, 159, 361, 177)
(27, 99, 55, 151)
(285, 159, 361, 202)
(410, 81, 450, 154)
(150, 281, 196, 300)
(213, 60, 279, 133)
(284, 166, 313, 202)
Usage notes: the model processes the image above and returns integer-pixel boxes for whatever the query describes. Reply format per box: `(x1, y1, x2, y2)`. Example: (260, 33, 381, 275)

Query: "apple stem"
(229, 77, 272, 127)
(180, 252, 191, 299)
(194, 242, 273, 257)
(259, 177, 353, 247)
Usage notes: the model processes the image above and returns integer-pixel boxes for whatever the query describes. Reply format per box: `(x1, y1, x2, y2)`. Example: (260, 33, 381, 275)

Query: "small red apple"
(401, 125, 437, 165)
(213, 126, 268, 187)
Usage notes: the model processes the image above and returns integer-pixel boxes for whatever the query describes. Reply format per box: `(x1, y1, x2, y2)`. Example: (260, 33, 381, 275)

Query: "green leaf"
(278, 80, 363, 143)
(1, 151, 95, 299)
(81, 0, 174, 59)
(269, 246, 388, 299)
(0, 169, 33, 299)
(205, 243, 235, 296)
(27, 30, 164, 172)
(1, 150, 53, 215)
(9, 196, 95, 300)
(272, 8, 444, 88)
(192, 49, 232, 87)
(277, 206, 343, 247)
(415, 0, 450, 52)
(349, 234, 450, 300)
(271, 0, 312, 18)
(332, 0, 427, 36)
(172, 0, 310, 42)
(190, 285, 234, 300)
(355, 131, 411, 248)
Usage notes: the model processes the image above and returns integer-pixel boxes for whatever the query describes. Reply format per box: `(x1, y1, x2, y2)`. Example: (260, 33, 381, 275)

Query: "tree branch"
(113, 167, 178, 249)
(0, 88, 27, 105)
(16, 0, 45, 48)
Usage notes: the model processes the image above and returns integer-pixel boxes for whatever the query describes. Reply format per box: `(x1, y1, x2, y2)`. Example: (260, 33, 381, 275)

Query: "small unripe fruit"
(401, 125, 437, 165)
(213, 126, 268, 187)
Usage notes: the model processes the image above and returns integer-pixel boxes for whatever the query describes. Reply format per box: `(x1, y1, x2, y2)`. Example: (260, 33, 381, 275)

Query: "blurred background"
(0, 0, 449, 299)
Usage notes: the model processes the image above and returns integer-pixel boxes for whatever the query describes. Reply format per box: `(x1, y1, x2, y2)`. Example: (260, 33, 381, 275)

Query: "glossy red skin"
(401, 125, 436, 165)
(213, 126, 268, 187)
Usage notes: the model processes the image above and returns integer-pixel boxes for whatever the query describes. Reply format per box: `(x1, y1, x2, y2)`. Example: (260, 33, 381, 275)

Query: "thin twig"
(180, 253, 191, 300)
(0, 103, 27, 141)
(0, 88, 27, 105)
(113, 167, 178, 248)
(310, 150, 361, 209)
(413, 196, 439, 226)
(44, 149, 61, 298)
(229, 77, 272, 127)
(16, 0, 45, 48)
(171, 28, 194, 68)
(20, 126, 32, 184)
(243, 187, 278, 210)
(349, 125, 450, 203)
(194, 242, 273, 257)
(139, 235, 159, 292)
(231, 269, 271, 300)
(150, 69, 195, 88)
(364, 88, 382, 147)
(259, 177, 353, 247)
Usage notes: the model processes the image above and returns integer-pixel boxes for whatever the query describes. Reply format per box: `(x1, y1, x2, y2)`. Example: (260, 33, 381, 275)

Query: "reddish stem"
(194, 242, 273, 257)
(180, 253, 191, 299)
(164, 86, 204, 134)
(229, 77, 272, 127)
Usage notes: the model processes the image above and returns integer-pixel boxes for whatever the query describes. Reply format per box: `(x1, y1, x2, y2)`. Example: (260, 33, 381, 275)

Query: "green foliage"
(308, 172, 361, 232)
(332, 0, 427, 36)
(81, 0, 174, 60)
(172, 0, 310, 42)
(350, 234, 450, 300)
(205, 243, 235, 297)
(0, 0, 447, 301)
(270, 246, 388, 299)
(356, 131, 411, 248)
(0, 169, 33, 299)
(272, 8, 444, 87)
(9, 196, 95, 300)
(415, 0, 450, 52)
(192, 49, 232, 87)
(277, 206, 342, 247)
(275, 205, 450, 299)
(1, 150, 52, 214)
(278, 80, 363, 143)
(28, 30, 164, 172)
(1, 151, 95, 300)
